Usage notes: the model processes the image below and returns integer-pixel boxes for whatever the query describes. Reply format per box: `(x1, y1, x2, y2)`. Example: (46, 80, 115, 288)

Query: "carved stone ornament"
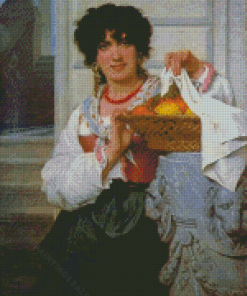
(145, 153, 246, 296)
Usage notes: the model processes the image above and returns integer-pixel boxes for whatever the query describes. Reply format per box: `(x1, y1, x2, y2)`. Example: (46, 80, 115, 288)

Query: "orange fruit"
(132, 105, 154, 115)
(156, 96, 188, 114)
(154, 102, 181, 115)
(185, 108, 196, 116)
(174, 95, 189, 114)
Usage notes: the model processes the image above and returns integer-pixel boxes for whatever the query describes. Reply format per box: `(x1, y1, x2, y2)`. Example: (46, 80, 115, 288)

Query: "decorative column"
(146, 153, 246, 296)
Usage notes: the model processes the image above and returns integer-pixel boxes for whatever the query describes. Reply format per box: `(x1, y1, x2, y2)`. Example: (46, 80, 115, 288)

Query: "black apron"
(37, 180, 170, 296)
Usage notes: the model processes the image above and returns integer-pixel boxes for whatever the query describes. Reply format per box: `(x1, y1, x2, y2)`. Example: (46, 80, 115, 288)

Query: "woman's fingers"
(121, 127, 134, 151)
(110, 110, 123, 127)
(164, 52, 172, 70)
(164, 50, 191, 76)
(111, 110, 130, 128)
(170, 58, 181, 76)
(108, 110, 133, 154)
(110, 110, 130, 140)
(165, 52, 182, 76)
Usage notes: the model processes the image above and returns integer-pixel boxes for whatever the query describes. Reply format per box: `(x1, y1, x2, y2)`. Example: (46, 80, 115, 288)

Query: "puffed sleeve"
(41, 106, 108, 210)
(205, 74, 235, 106)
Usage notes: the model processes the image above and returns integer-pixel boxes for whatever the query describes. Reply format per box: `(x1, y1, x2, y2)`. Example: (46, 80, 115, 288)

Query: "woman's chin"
(107, 72, 137, 84)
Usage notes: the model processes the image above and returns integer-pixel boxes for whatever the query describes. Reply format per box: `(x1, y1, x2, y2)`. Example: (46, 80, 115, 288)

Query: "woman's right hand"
(108, 110, 134, 158)
(102, 110, 134, 178)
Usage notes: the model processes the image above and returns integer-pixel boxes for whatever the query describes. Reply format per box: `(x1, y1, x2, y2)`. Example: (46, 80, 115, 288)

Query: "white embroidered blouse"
(41, 68, 235, 210)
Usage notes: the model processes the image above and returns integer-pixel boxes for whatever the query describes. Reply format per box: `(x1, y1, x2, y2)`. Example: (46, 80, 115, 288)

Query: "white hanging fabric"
(160, 68, 247, 191)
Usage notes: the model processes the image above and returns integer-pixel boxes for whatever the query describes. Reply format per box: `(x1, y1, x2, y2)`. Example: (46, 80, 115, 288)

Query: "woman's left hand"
(164, 50, 205, 79)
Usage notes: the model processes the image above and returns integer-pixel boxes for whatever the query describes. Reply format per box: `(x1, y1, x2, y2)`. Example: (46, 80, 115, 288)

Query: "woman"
(39, 4, 223, 296)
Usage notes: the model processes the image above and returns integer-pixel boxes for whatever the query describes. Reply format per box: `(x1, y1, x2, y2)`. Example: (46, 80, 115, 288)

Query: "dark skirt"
(37, 180, 170, 296)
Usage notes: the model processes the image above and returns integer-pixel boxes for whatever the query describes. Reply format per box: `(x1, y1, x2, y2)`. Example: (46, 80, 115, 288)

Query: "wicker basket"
(118, 114, 201, 152)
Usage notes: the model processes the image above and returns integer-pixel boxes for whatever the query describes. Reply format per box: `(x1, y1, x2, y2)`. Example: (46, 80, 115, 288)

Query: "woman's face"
(96, 30, 139, 85)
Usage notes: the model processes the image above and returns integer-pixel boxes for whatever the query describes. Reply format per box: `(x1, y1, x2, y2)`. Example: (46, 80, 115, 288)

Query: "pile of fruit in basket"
(132, 82, 196, 116)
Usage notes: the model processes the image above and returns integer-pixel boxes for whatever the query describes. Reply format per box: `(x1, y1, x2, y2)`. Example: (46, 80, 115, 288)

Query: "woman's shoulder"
(206, 72, 235, 106)
(70, 94, 95, 119)
(65, 104, 84, 129)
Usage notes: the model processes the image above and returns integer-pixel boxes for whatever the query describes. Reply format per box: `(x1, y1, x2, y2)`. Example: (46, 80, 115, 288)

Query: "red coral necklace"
(103, 84, 143, 104)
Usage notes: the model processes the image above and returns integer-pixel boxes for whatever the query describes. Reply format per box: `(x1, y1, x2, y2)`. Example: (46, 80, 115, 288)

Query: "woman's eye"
(119, 41, 129, 46)
(98, 43, 108, 50)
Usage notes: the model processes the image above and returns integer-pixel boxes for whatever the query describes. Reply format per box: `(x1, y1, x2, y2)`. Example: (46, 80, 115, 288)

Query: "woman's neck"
(107, 76, 145, 100)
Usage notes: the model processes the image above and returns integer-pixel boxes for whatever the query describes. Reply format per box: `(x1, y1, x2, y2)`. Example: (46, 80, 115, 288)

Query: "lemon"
(185, 108, 196, 116)
(154, 102, 181, 115)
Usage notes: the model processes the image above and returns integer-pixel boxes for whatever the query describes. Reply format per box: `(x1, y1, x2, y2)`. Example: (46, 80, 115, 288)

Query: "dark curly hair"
(74, 3, 153, 67)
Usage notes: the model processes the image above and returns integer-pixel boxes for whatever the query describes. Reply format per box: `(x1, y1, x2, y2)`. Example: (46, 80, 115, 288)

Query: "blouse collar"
(85, 75, 161, 140)
(94, 75, 161, 111)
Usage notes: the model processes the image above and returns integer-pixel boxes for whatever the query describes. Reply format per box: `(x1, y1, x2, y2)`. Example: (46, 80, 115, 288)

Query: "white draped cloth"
(161, 69, 247, 192)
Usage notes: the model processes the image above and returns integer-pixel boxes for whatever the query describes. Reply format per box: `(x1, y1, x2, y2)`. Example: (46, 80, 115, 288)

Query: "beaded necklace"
(103, 83, 143, 104)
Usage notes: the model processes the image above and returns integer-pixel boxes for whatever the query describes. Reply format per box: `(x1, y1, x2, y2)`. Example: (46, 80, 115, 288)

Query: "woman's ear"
(137, 52, 144, 62)
(137, 53, 147, 69)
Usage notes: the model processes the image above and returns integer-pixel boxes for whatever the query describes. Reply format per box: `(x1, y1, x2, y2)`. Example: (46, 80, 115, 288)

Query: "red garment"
(123, 135, 159, 183)
(78, 135, 97, 153)
(78, 134, 159, 184)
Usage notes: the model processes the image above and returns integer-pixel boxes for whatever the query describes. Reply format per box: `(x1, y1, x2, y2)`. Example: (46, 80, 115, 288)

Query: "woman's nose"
(110, 44, 122, 60)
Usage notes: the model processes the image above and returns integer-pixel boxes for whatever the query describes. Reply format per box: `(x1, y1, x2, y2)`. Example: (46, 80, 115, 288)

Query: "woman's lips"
(111, 64, 126, 71)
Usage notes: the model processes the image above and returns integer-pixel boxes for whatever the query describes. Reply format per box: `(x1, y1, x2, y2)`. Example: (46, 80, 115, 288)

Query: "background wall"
(46, 0, 246, 139)
(63, 0, 245, 130)
(0, 0, 245, 134)
(69, 0, 212, 112)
